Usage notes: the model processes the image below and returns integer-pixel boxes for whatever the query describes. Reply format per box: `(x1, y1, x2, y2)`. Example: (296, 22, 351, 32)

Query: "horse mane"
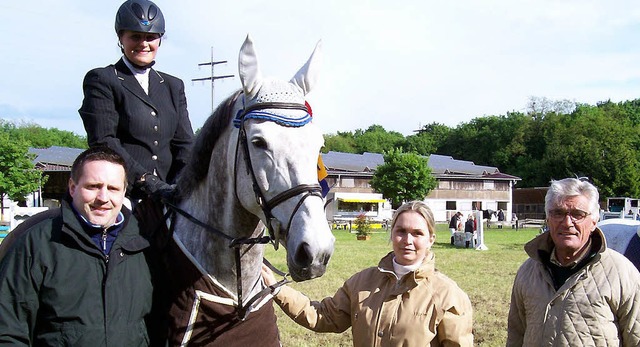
(176, 90, 243, 198)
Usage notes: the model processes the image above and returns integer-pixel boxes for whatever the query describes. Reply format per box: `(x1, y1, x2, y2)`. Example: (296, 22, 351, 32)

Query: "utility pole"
(192, 47, 234, 114)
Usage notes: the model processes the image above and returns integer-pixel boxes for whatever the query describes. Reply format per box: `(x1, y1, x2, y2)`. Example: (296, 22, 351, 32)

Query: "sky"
(2, 1, 640, 137)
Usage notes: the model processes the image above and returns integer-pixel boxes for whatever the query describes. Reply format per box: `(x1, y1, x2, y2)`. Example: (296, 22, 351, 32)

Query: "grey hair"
(391, 201, 436, 236)
(545, 178, 600, 222)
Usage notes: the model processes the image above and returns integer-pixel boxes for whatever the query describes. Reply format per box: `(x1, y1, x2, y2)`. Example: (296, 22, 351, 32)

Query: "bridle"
(234, 101, 324, 251)
(165, 98, 324, 320)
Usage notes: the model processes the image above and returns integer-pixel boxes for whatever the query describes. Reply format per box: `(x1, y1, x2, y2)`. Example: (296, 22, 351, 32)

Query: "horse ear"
(290, 40, 322, 96)
(238, 34, 263, 99)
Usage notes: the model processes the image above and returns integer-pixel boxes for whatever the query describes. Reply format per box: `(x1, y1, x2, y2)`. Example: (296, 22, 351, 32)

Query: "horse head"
(174, 35, 334, 294)
(233, 35, 335, 282)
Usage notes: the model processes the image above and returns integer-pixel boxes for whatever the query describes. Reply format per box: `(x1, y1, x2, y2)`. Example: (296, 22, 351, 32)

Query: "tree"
(370, 149, 436, 209)
(323, 131, 357, 153)
(0, 132, 47, 219)
(0, 119, 87, 149)
(353, 125, 405, 154)
(402, 122, 452, 155)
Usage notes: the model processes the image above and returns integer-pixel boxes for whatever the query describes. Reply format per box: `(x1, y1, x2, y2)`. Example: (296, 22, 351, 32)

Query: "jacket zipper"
(102, 228, 109, 263)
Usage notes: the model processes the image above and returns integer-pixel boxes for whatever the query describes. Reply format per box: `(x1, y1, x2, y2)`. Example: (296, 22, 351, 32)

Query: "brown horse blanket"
(164, 236, 281, 346)
(134, 199, 281, 346)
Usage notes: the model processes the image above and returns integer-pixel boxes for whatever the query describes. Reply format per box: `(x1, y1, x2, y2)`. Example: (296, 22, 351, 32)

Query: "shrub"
(354, 213, 372, 236)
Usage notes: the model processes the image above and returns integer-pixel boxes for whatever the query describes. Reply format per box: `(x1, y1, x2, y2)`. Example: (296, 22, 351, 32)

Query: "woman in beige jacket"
(262, 201, 474, 346)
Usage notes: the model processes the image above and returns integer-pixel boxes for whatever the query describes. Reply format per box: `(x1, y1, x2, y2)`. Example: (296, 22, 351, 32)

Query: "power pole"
(192, 47, 234, 114)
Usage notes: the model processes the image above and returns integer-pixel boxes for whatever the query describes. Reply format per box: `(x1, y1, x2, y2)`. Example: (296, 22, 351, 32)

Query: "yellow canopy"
(338, 198, 386, 203)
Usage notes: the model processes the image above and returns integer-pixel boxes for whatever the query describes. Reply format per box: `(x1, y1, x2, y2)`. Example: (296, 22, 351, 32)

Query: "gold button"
(151, 111, 157, 116)
(153, 126, 158, 131)
(153, 141, 158, 146)
(151, 155, 158, 161)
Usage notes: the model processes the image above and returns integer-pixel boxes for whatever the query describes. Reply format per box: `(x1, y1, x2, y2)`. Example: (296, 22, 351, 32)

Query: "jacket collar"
(524, 226, 607, 263)
(378, 250, 436, 286)
(60, 197, 149, 253)
(114, 58, 160, 111)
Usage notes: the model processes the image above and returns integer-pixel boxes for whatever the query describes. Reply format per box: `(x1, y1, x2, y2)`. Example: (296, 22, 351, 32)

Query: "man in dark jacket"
(0, 146, 164, 346)
(448, 211, 462, 245)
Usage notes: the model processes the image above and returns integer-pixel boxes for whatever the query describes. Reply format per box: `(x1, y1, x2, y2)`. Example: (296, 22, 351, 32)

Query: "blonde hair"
(391, 201, 436, 236)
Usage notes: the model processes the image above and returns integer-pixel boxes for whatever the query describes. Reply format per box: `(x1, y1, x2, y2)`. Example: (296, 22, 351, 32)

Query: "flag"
(317, 155, 330, 197)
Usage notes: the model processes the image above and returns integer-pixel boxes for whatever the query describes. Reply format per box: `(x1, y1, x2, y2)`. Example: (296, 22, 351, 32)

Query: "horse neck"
(173, 144, 266, 302)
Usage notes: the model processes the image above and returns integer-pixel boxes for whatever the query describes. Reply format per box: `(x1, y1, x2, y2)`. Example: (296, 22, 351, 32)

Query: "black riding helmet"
(115, 0, 165, 36)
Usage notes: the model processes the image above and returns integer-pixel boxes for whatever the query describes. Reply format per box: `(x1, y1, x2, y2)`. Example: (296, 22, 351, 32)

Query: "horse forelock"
(177, 90, 243, 198)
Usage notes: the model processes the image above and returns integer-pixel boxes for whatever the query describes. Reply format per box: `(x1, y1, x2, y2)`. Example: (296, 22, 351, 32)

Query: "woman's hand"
(261, 264, 278, 287)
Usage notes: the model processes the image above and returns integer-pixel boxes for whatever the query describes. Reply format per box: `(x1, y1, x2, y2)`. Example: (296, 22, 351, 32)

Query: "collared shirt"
(122, 56, 151, 94)
(550, 239, 592, 267)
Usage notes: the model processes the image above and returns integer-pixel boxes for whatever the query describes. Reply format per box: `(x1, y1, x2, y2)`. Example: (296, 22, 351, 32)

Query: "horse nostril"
(321, 253, 331, 266)
(294, 242, 313, 267)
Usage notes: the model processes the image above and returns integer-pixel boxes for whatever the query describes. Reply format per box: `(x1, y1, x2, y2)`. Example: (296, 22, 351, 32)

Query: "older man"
(507, 178, 640, 346)
(0, 146, 164, 346)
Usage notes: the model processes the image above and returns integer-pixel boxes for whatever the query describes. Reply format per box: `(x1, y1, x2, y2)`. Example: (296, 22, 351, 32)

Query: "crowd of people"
(1, 1, 640, 346)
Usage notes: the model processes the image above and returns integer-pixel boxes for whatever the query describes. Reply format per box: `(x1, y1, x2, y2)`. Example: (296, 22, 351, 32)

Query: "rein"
(165, 200, 288, 320)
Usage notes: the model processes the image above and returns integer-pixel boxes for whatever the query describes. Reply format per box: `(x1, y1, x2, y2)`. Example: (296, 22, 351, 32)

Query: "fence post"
(475, 210, 489, 251)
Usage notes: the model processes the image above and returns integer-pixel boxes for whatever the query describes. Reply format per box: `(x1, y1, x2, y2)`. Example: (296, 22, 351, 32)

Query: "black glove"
(139, 174, 175, 201)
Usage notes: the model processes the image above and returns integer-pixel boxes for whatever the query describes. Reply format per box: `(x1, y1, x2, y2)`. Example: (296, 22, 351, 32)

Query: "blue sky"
(2, 1, 640, 137)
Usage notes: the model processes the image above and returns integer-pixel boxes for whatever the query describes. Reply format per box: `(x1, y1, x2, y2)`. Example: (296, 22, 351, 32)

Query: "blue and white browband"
(233, 109, 312, 128)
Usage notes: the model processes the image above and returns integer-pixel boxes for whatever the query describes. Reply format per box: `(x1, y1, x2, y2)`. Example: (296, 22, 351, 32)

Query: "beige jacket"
(507, 228, 640, 346)
(273, 251, 474, 346)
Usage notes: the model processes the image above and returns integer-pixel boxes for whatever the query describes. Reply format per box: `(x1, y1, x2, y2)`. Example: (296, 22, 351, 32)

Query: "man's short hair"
(71, 146, 128, 187)
(545, 177, 600, 221)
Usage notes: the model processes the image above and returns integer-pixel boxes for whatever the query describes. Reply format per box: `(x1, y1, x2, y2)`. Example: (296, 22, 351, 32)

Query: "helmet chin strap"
(122, 55, 156, 70)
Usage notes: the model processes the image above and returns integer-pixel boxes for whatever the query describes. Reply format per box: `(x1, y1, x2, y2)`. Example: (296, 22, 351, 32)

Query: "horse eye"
(251, 138, 268, 150)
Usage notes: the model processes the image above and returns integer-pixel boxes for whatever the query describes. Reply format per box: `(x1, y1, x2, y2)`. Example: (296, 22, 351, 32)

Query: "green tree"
(541, 104, 640, 198)
(403, 122, 452, 155)
(353, 125, 405, 154)
(323, 131, 357, 153)
(370, 149, 436, 208)
(1, 119, 87, 149)
(0, 133, 47, 219)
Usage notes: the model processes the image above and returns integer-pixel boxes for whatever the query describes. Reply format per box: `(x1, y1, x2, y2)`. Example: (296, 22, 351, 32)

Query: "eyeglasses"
(548, 208, 591, 223)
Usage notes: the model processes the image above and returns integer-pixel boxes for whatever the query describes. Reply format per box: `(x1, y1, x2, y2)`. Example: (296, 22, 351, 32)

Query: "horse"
(158, 35, 335, 346)
(598, 219, 640, 271)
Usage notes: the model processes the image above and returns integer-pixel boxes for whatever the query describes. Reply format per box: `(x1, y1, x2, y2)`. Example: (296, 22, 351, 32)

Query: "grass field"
(264, 224, 539, 346)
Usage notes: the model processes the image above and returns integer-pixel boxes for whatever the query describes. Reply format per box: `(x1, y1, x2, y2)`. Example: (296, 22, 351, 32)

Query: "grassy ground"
(264, 224, 538, 346)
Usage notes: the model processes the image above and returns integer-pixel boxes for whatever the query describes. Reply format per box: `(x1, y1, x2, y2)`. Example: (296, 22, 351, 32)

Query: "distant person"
(262, 201, 474, 346)
(506, 178, 640, 346)
(79, 0, 193, 202)
(497, 209, 505, 229)
(464, 214, 475, 248)
(448, 211, 462, 245)
(0, 146, 165, 345)
(512, 212, 518, 230)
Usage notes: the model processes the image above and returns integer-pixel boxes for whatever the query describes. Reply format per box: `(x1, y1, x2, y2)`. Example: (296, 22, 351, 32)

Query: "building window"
(445, 201, 457, 210)
(341, 178, 355, 188)
(497, 201, 508, 210)
(472, 201, 482, 211)
(337, 201, 379, 215)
